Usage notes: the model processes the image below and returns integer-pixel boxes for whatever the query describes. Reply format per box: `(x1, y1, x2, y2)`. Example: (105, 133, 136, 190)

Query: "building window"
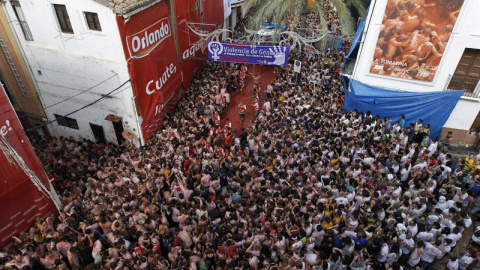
(447, 48, 480, 96)
(54, 114, 79, 129)
(53, 4, 73, 34)
(84, 12, 101, 31)
(11, 1, 33, 41)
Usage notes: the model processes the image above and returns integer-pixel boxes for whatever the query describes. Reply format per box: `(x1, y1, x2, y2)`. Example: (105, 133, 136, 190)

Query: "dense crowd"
(2, 7, 480, 270)
(1, 46, 479, 270)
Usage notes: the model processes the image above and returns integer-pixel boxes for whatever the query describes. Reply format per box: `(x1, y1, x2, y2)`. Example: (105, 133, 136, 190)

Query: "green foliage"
(242, 0, 366, 36)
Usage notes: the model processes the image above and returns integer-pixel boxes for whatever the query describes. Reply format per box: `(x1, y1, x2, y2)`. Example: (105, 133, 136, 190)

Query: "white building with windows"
(2, 0, 244, 145)
(344, 0, 480, 145)
(2, 0, 139, 145)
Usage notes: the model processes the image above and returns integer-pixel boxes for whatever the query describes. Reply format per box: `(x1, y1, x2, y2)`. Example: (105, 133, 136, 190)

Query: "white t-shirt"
(447, 259, 459, 270)
(399, 234, 415, 254)
(421, 242, 442, 263)
(377, 244, 389, 262)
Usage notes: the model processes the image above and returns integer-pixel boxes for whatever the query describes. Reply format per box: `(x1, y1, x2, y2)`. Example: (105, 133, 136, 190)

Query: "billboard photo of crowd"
(369, 0, 464, 82)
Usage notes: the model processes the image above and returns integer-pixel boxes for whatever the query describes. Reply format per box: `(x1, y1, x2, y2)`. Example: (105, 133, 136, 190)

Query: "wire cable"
(4, 79, 131, 140)
(43, 73, 118, 109)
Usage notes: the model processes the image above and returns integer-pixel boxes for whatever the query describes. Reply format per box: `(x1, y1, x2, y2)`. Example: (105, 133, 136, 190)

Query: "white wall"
(4, 0, 143, 145)
(351, 0, 480, 92)
(230, 6, 238, 29)
(224, 0, 232, 21)
(444, 98, 480, 130)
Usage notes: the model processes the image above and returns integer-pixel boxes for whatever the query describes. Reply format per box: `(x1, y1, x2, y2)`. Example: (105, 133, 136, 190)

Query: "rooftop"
(93, 0, 158, 15)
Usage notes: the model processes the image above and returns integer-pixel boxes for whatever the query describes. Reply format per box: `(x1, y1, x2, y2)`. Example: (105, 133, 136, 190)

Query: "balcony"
(19, 21, 34, 41)
(341, 57, 356, 75)
(444, 74, 480, 99)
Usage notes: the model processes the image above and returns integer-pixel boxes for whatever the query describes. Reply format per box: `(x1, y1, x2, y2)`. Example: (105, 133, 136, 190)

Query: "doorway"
(112, 120, 124, 145)
(89, 123, 106, 144)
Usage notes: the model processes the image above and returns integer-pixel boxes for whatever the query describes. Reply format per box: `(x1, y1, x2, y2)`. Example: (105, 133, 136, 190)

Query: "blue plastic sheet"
(346, 18, 365, 61)
(343, 80, 463, 137)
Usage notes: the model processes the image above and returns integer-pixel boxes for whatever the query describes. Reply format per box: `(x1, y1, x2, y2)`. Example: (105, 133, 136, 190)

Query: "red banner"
(0, 85, 55, 246)
(175, 0, 212, 89)
(117, 1, 183, 142)
(202, 0, 225, 26)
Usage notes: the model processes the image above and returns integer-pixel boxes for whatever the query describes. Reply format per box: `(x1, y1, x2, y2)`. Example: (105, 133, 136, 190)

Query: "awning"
(105, 114, 122, 122)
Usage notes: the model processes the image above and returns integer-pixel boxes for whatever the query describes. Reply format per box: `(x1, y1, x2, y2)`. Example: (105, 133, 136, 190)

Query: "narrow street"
(221, 65, 276, 132)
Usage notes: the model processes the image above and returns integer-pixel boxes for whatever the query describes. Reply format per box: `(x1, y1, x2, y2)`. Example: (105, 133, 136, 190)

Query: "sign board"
(203, 0, 225, 26)
(207, 42, 290, 66)
(369, 0, 465, 82)
(0, 84, 55, 246)
(117, 1, 183, 142)
(294, 60, 302, 73)
(175, 0, 213, 89)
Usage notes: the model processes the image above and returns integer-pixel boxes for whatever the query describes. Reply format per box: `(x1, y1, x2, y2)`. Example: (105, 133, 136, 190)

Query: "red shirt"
(218, 245, 236, 257)
(238, 104, 246, 114)
(225, 136, 232, 147)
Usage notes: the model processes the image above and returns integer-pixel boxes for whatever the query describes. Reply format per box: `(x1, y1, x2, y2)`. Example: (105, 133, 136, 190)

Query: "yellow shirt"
(323, 221, 333, 230)
(334, 215, 342, 224)
(464, 157, 474, 171)
(164, 168, 171, 182)
(331, 157, 340, 165)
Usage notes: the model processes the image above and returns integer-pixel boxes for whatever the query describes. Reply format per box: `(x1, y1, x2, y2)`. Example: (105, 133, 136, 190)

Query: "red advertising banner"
(0, 85, 55, 246)
(116, 1, 183, 142)
(175, 0, 211, 89)
(202, 0, 225, 26)
(369, 0, 465, 82)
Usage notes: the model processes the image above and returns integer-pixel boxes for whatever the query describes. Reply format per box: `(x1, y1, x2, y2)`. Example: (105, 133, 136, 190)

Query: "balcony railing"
(444, 74, 480, 99)
(341, 57, 356, 75)
(19, 21, 34, 41)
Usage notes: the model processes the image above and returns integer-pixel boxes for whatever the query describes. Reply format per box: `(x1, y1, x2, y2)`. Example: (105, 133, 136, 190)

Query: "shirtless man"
(400, 7, 422, 32)
(385, 34, 409, 59)
(381, 18, 405, 39)
(439, 25, 454, 43)
(414, 41, 434, 62)
(403, 30, 430, 54)
(425, 42, 443, 67)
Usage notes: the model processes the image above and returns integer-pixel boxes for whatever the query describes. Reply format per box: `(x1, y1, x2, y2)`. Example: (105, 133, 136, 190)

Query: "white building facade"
(229, 0, 246, 30)
(2, 0, 141, 145)
(348, 0, 480, 145)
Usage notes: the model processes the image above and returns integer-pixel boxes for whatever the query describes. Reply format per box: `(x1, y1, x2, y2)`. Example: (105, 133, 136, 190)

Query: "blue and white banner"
(207, 42, 290, 66)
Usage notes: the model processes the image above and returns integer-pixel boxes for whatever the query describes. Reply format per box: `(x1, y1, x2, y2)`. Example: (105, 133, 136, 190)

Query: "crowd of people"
(2, 6, 480, 270)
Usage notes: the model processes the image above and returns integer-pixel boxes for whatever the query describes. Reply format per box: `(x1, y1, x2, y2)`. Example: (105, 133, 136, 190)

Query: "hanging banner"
(202, 0, 225, 26)
(175, 0, 212, 89)
(0, 85, 56, 246)
(294, 60, 302, 73)
(207, 42, 291, 66)
(369, 0, 465, 82)
(117, 1, 183, 142)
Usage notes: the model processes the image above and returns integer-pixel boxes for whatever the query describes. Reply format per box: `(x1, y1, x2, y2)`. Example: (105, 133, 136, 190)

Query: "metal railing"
(19, 21, 34, 41)
(444, 74, 480, 99)
(312, 34, 350, 53)
(341, 57, 356, 75)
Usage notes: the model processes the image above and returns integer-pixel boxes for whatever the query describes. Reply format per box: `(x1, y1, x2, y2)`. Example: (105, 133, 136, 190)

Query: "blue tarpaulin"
(343, 80, 463, 137)
(346, 18, 365, 60)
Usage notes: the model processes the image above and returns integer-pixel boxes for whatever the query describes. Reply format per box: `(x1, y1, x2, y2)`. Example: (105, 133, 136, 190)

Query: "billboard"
(207, 42, 291, 66)
(0, 85, 56, 246)
(176, 0, 211, 89)
(369, 0, 465, 82)
(202, 0, 225, 26)
(117, 1, 183, 142)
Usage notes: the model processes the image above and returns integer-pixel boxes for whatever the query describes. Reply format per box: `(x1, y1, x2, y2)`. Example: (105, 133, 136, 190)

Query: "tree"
(241, 0, 367, 36)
